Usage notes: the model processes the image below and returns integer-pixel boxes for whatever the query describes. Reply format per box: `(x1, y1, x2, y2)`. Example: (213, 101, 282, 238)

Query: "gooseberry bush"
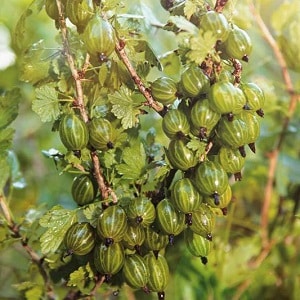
(1, 0, 300, 299)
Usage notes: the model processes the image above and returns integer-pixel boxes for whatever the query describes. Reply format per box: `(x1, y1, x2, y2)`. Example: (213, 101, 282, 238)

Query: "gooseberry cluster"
(40, 0, 264, 299)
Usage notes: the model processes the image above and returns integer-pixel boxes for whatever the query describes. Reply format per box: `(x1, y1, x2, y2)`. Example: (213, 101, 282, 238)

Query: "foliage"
(0, 0, 300, 300)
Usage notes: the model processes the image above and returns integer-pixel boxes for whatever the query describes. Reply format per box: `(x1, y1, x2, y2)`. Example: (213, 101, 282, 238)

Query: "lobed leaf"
(184, 0, 205, 20)
(187, 29, 218, 65)
(109, 87, 143, 129)
(116, 140, 147, 180)
(32, 85, 60, 122)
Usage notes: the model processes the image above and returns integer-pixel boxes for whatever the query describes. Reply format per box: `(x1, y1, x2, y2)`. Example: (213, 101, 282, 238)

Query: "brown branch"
(214, 0, 229, 12)
(89, 275, 106, 297)
(233, 4, 300, 299)
(55, 0, 118, 203)
(90, 151, 118, 204)
(0, 194, 55, 299)
(115, 40, 165, 115)
(250, 2, 300, 247)
(55, 0, 88, 122)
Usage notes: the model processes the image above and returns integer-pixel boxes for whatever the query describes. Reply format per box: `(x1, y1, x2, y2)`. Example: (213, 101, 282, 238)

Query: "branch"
(250, 2, 300, 247)
(91, 151, 118, 204)
(55, 0, 88, 123)
(0, 194, 55, 299)
(214, 0, 229, 12)
(55, 0, 118, 203)
(115, 40, 165, 116)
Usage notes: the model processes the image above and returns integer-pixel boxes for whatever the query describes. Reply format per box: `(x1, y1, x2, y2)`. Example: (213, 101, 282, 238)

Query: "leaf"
(109, 87, 143, 129)
(186, 139, 206, 158)
(159, 51, 182, 82)
(168, 16, 199, 34)
(13, 0, 45, 54)
(25, 285, 43, 300)
(0, 155, 10, 192)
(0, 127, 15, 154)
(82, 203, 102, 227)
(187, 29, 218, 65)
(19, 40, 52, 85)
(116, 140, 147, 180)
(32, 85, 60, 122)
(0, 88, 20, 130)
(67, 263, 95, 294)
(184, 0, 205, 20)
(39, 206, 77, 254)
(13, 8, 33, 53)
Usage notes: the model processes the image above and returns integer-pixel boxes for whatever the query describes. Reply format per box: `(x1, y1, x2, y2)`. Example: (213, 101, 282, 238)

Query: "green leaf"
(67, 263, 95, 294)
(159, 51, 182, 82)
(19, 40, 52, 85)
(109, 87, 143, 129)
(32, 85, 60, 122)
(0, 127, 15, 154)
(25, 285, 43, 300)
(186, 139, 206, 158)
(168, 16, 198, 34)
(187, 29, 218, 65)
(0, 156, 9, 193)
(0, 88, 20, 130)
(82, 202, 102, 227)
(184, 0, 205, 20)
(116, 140, 147, 180)
(13, 0, 45, 54)
(13, 8, 33, 53)
(39, 206, 77, 254)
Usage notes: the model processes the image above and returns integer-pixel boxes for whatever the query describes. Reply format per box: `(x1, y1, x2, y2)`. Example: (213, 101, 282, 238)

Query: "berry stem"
(115, 39, 165, 115)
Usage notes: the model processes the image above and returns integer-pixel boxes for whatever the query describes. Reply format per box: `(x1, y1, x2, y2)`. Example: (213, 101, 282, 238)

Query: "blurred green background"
(0, 0, 300, 299)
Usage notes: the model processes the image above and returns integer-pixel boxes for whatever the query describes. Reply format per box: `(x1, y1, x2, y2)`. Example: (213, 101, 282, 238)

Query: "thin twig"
(55, 0, 88, 123)
(0, 194, 55, 299)
(250, 2, 300, 246)
(115, 40, 165, 115)
(232, 4, 300, 299)
(214, 0, 229, 12)
(90, 151, 118, 203)
(89, 275, 106, 297)
(55, 0, 118, 204)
